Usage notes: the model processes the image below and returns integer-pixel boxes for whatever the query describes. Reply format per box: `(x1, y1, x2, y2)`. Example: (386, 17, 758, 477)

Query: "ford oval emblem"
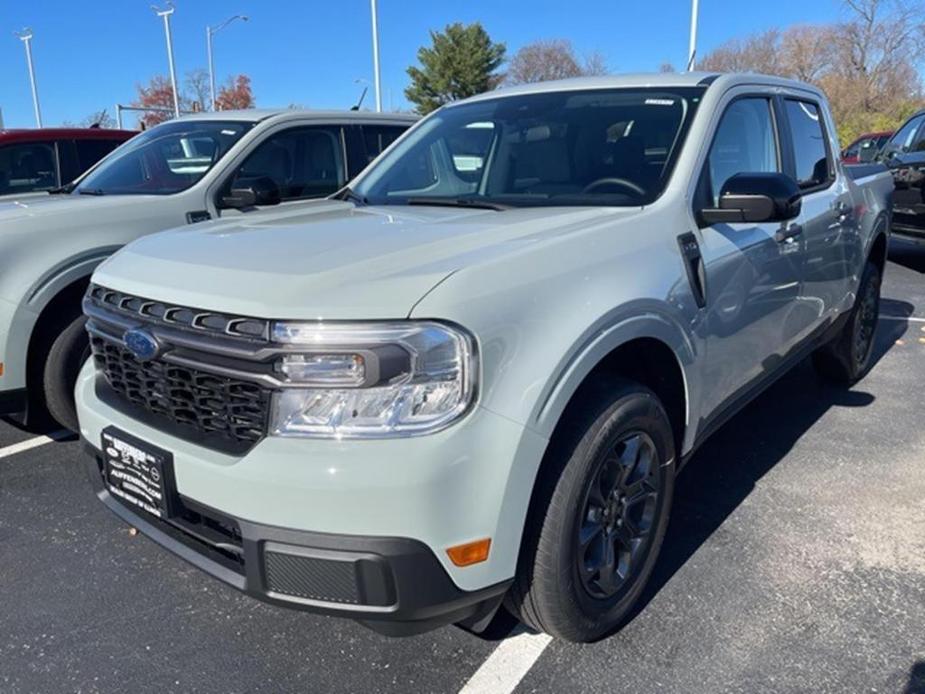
(123, 329, 161, 361)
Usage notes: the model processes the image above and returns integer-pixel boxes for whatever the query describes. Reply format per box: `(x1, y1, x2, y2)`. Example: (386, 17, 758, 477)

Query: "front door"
(694, 95, 808, 420)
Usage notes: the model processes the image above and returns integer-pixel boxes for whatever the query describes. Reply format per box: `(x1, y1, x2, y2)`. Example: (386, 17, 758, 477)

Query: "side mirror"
(858, 143, 878, 163)
(221, 176, 281, 209)
(701, 172, 802, 225)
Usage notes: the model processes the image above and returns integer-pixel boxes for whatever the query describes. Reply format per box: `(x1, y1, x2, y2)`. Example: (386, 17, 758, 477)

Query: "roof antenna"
(351, 86, 368, 111)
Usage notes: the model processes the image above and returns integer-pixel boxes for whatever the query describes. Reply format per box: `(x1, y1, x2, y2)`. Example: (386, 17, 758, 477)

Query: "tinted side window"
(0, 142, 59, 195)
(889, 115, 925, 154)
(785, 100, 831, 189)
(361, 125, 407, 163)
(706, 98, 779, 206)
(231, 127, 346, 201)
(75, 139, 123, 171)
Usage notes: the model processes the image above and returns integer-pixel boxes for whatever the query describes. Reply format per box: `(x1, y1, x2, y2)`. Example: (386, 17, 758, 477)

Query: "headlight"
(269, 321, 477, 438)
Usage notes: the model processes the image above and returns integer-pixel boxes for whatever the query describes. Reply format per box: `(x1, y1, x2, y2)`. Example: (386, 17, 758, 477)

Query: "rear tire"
(42, 312, 90, 432)
(507, 378, 676, 642)
(813, 260, 881, 384)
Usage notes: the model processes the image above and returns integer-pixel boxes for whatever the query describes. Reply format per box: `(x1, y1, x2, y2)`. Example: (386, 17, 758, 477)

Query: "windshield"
(353, 88, 704, 208)
(75, 120, 254, 195)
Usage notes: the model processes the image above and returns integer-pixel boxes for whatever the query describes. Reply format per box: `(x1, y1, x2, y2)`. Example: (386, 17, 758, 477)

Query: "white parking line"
(458, 630, 553, 694)
(0, 431, 70, 460)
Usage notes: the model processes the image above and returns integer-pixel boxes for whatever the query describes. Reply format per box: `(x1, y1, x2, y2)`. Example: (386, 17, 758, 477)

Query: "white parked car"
(0, 109, 417, 430)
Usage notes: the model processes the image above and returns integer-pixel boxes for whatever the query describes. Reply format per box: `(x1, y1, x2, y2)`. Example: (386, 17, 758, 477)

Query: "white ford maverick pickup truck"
(77, 73, 892, 642)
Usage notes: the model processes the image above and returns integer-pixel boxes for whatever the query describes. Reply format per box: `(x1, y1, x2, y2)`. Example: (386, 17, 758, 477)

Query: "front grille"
(91, 336, 270, 446)
(87, 284, 270, 341)
(85, 284, 277, 450)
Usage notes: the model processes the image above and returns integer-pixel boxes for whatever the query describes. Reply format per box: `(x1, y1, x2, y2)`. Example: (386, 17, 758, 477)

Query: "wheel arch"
(530, 311, 696, 459)
(867, 220, 889, 277)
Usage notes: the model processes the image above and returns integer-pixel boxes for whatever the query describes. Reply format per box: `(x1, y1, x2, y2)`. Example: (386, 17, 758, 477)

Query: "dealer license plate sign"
(102, 427, 176, 519)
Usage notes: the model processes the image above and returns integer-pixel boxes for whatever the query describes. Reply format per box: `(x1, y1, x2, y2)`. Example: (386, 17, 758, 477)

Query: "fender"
(530, 301, 701, 454)
(25, 245, 123, 308)
(1, 246, 121, 393)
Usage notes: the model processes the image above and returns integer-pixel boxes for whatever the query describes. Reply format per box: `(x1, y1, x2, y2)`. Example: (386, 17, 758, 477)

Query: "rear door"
(694, 93, 808, 419)
(780, 97, 856, 325)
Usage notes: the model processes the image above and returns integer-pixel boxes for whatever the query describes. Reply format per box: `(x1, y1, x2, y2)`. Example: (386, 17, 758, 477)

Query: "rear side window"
(785, 100, 831, 189)
(706, 98, 779, 206)
(361, 125, 407, 163)
(75, 139, 124, 171)
(0, 142, 59, 195)
(229, 126, 346, 202)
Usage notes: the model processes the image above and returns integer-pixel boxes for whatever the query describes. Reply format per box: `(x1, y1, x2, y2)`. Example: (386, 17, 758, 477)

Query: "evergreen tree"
(405, 23, 506, 115)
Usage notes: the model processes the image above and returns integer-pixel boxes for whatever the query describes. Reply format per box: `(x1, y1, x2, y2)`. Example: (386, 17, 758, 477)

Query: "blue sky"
(1, 0, 852, 128)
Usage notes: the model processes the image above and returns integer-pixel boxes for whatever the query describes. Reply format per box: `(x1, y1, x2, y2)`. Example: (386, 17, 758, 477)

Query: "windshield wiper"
(48, 182, 77, 195)
(334, 186, 368, 206)
(77, 188, 106, 196)
(405, 197, 511, 211)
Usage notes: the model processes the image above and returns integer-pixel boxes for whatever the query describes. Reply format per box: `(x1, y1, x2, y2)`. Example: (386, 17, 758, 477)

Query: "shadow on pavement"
(906, 661, 925, 694)
(628, 301, 913, 622)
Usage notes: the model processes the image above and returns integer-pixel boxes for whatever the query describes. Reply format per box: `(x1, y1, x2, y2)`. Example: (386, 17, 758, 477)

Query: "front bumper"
(76, 358, 550, 633)
(82, 439, 511, 636)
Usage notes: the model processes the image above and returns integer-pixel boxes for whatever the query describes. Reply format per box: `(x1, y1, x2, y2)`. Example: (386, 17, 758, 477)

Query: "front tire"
(508, 378, 676, 642)
(42, 312, 90, 432)
(813, 260, 881, 384)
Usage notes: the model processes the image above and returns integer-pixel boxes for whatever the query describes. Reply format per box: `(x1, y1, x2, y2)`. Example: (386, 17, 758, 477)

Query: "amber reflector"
(446, 538, 491, 567)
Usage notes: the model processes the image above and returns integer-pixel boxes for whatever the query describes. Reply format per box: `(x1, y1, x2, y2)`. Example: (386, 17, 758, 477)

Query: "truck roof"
(456, 72, 827, 105)
(176, 109, 419, 125)
(0, 128, 138, 144)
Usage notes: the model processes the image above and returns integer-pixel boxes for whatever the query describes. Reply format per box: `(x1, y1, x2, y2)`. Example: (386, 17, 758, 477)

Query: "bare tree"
(507, 39, 607, 84)
(185, 68, 211, 112)
(697, 29, 782, 74)
(780, 25, 838, 82)
(695, 0, 925, 144)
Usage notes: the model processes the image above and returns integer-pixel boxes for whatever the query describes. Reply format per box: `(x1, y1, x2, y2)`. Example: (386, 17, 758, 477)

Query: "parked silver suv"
(77, 73, 892, 642)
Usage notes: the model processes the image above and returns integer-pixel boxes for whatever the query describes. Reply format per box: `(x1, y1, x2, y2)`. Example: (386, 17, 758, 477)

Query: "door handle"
(775, 224, 803, 243)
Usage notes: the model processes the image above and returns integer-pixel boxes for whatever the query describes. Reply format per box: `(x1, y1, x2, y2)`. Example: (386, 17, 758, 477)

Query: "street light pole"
(206, 15, 248, 111)
(687, 0, 700, 72)
(152, 3, 180, 118)
(14, 29, 42, 128)
(370, 0, 382, 112)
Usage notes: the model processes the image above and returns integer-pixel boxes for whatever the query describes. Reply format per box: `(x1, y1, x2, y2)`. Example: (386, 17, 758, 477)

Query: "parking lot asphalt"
(2, 240, 924, 694)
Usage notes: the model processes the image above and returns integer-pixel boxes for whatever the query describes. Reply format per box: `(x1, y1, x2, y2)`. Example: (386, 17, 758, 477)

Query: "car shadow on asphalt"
(625, 299, 914, 625)
(906, 661, 925, 694)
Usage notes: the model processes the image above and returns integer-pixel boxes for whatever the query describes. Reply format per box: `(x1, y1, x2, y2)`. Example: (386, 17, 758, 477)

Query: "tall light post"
(687, 0, 700, 72)
(152, 3, 180, 118)
(14, 28, 42, 128)
(370, 0, 382, 112)
(207, 14, 248, 111)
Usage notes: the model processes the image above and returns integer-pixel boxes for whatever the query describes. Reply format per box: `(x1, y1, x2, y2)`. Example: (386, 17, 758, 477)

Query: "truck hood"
(94, 200, 638, 319)
(0, 192, 161, 224)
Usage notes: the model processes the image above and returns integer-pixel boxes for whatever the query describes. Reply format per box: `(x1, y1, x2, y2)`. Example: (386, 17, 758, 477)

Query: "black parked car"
(877, 110, 925, 241)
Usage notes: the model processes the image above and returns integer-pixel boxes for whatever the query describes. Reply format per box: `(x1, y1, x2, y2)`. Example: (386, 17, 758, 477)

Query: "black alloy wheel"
(577, 431, 661, 600)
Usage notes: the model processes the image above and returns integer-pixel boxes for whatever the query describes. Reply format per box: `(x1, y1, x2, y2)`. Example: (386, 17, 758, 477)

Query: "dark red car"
(0, 127, 137, 198)
(841, 130, 893, 164)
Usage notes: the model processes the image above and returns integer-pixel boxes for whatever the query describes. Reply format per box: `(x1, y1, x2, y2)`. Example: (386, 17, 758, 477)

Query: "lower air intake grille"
(264, 551, 361, 605)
